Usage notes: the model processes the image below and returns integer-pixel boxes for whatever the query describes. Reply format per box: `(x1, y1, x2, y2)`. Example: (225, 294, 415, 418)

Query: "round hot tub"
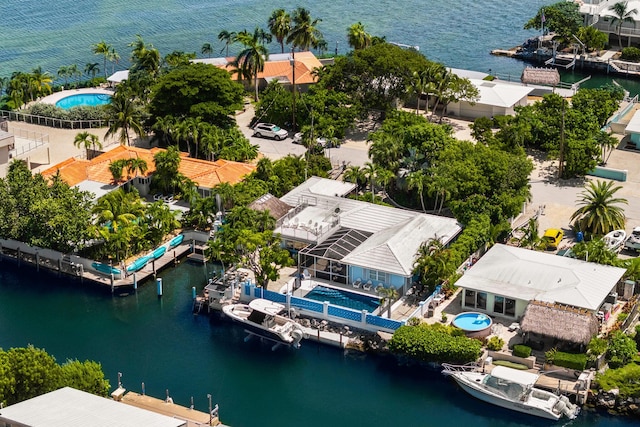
(452, 312, 493, 338)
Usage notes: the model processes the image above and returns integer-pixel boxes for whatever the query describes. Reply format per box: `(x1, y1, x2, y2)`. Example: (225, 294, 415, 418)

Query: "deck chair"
(363, 280, 373, 291)
(352, 278, 362, 288)
(302, 269, 311, 280)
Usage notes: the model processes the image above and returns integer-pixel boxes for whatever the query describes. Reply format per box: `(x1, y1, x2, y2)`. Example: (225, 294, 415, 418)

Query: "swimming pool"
(56, 93, 111, 109)
(452, 312, 493, 338)
(304, 285, 379, 313)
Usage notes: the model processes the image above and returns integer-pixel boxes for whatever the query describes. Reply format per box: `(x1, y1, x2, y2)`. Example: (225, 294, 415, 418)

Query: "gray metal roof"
(455, 244, 626, 311)
(280, 177, 462, 276)
(0, 387, 186, 427)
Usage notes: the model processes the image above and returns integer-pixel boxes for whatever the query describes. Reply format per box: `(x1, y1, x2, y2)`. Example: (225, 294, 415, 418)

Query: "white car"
(253, 123, 288, 140)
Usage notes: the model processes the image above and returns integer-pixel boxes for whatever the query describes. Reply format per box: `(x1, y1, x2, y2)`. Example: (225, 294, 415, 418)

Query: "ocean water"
(0, 261, 635, 427)
(3, 0, 553, 80)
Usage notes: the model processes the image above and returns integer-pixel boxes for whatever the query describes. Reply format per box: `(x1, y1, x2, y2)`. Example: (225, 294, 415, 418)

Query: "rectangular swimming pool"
(303, 285, 380, 313)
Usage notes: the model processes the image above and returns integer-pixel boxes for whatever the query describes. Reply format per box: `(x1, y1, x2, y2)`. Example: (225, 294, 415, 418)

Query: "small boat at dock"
(442, 364, 579, 420)
(603, 230, 626, 252)
(152, 246, 166, 259)
(223, 299, 306, 348)
(169, 234, 184, 248)
(91, 262, 122, 275)
(126, 255, 151, 273)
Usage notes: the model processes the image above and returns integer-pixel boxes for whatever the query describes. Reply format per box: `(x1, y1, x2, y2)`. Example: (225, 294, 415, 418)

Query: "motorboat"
(223, 299, 306, 348)
(624, 227, 640, 251)
(603, 230, 626, 252)
(442, 364, 579, 420)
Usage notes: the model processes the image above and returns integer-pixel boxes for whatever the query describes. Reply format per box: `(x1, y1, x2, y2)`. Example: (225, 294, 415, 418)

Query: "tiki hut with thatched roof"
(521, 67, 561, 87)
(248, 193, 292, 221)
(520, 301, 600, 345)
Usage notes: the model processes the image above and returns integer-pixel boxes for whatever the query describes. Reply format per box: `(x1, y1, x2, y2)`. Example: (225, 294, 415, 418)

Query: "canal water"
(0, 261, 635, 427)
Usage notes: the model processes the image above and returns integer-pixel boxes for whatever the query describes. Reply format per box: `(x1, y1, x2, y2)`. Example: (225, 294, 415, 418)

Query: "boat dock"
(112, 388, 227, 426)
(534, 371, 592, 405)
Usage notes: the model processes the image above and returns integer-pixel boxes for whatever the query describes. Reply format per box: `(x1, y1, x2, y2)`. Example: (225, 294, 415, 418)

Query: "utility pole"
(290, 48, 296, 132)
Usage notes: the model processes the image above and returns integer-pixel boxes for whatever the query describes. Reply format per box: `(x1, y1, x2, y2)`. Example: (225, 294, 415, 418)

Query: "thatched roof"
(248, 193, 292, 220)
(520, 301, 599, 345)
(521, 67, 561, 86)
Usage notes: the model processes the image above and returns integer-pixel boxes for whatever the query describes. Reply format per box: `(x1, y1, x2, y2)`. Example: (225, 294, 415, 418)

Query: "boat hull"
(222, 303, 303, 348)
(451, 373, 561, 420)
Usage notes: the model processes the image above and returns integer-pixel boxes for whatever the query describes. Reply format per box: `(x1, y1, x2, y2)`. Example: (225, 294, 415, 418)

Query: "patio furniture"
(352, 278, 362, 288)
(432, 293, 445, 306)
(302, 269, 311, 280)
(363, 280, 373, 291)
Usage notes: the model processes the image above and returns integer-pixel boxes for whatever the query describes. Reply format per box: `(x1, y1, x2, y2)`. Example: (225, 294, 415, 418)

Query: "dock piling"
(157, 278, 163, 297)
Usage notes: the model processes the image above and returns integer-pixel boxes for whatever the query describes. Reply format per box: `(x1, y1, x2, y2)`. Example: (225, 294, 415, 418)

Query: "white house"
(447, 78, 534, 119)
(0, 387, 186, 427)
(572, 0, 640, 47)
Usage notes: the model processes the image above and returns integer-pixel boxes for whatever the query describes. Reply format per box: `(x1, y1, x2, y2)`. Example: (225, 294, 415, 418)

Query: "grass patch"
(492, 360, 529, 370)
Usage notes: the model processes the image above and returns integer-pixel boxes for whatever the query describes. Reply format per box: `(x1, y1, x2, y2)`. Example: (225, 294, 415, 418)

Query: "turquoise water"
(452, 312, 492, 332)
(0, 261, 634, 427)
(55, 93, 112, 109)
(3, 0, 553, 81)
(303, 285, 379, 312)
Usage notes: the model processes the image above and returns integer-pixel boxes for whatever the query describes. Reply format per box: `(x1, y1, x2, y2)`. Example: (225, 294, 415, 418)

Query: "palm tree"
(609, 1, 638, 49)
(235, 27, 271, 102)
(30, 67, 53, 99)
(105, 89, 145, 146)
(268, 9, 291, 53)
(201, 42, 213, 58)
(407, 169, 428, 212)
(92, 40, 112, 79)
(570, 180, 628, 235)
(376, 285, 399, 318)
(517, 217, 542, 249)
(343, 165, 366, 192)
(287, 7, 323, 51)
(108, 48, 120, 75)
(125, 158, 148, 180)
(73, 131, 102, 159)
(362, 161, 378, 202)
(407, 70, 428, 114)
(67, 64, 81, 86)
(57, 65, 71, 87)
(85, 62, 100, 80)
(218, 30, 237, 56)
(347, 22, 372, 50)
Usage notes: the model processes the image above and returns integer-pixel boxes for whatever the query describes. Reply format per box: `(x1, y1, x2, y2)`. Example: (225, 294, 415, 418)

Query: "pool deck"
(39, 87, 114, 105)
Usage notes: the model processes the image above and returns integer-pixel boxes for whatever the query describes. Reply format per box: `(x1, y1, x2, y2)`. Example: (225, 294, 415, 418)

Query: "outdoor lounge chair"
(363, 280, 373, 291)
(302, 269, 311, 280)
(352, 278, 362, 288)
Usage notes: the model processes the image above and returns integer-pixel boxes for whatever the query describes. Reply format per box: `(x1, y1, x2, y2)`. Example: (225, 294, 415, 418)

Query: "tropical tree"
(287, 7, 323, 51)
(347, 22, 372, 50)
(377, 286, 399, 318)
(30, 67, 53, 99)
(108, 48, 120, 75)
(84, 62, 100, 80)
(570, 180, 628, 235)
(67, 64, 81, 86)
(201, 42, 213, 57)
(343, 165, 366, 192)
(73, 131, 102, 159)
(129, 35, 161, 78)
(517, 217, 542, 249)
(92, 40, 112, 79)
(57, 65, 71, 87)
(218, 30, 237, 56)
(407, 169, 429, 212)
(609, 1, 638, 49)
(268, 9, 291, 53)
(234, 27, 271, 101)
(104, 86, 145, 145)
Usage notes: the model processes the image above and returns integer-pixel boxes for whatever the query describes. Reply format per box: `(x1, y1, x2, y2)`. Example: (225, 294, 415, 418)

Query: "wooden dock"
(120, 391, 224, 426)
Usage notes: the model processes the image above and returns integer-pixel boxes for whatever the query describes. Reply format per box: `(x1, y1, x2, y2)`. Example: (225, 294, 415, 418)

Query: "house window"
(493, 295, 516, 317)
(367, 270, 387, 284)
(465, 290, 475, 308)
(476, 292, 487, 310)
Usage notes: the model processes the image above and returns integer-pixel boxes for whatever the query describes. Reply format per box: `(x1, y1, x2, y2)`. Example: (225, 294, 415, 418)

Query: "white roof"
(456, 244, 626, 311)
(0, 387, 186, 427)
(249, 298, 285, 315)
(625, 109, 640, 134)
(74, 180, 119, 200)
(450, 68, 490, 80)
(191, 57, 230, 66)
(279, 177, 462, 276)
(107, 70, 129, 83)
(468, 78, 534, 108)
(490, 366, 539, 387)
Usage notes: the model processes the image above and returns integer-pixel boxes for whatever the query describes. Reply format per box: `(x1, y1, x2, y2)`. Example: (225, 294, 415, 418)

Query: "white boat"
(603, 229, 626, 252)
(624, 227, 640, 251)
(442, 364, 579, 420)
(223, 299, 306, 348)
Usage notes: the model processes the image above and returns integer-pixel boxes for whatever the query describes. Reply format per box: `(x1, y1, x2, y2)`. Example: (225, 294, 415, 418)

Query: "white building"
(0, 387, 187, 427)
(573, 0, 640, 47)
(447, 78, 534, 119)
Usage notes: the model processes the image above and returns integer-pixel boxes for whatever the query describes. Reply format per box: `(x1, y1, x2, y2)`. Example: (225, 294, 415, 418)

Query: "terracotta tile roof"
(41, 146, 255, 189)
(218, 51, 322, 85)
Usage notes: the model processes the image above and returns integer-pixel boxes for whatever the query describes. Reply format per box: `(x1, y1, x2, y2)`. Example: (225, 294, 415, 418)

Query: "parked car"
(293, 132, 340, 148)
(542, 228, 563, 249)
(253, 123, 288, 140)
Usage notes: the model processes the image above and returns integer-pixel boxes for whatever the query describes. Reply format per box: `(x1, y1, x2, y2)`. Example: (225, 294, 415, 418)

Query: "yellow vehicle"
(542, 229, 564, 249)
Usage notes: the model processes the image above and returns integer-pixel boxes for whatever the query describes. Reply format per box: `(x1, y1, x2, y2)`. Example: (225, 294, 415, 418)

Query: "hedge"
(548, 351, 587, 371)
(513, 344, 531, 358)
(389, 324, 482, 364)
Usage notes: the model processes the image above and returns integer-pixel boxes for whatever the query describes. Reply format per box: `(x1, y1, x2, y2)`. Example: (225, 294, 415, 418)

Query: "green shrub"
(621, 47, 640, 61)
(617, 312, 629, 323)
(547, 350, 587, 371)
(513, 344, 531, 358)
(596, 363, 640, 398)
(492, 360, 528, 370)
(389, 323, 482, 364)
(588, 337, 608, 356)
(607, 330, 638, 368)
(486, 336, 505, 351)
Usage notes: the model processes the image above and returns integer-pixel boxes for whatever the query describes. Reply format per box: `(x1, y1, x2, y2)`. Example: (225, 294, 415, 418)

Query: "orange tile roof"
(41, 146, 255, 189)
(221, 51, 322, 85)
